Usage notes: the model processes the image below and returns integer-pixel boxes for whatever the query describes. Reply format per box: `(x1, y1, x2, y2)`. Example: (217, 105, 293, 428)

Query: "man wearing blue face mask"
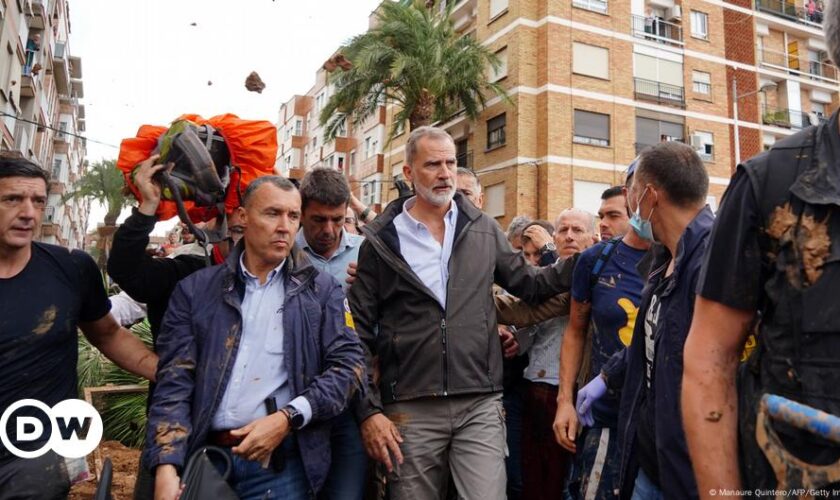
(573, 141, 713, 500)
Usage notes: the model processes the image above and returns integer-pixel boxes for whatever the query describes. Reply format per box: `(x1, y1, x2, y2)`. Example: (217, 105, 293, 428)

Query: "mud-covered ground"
(69, 441, 140, 500)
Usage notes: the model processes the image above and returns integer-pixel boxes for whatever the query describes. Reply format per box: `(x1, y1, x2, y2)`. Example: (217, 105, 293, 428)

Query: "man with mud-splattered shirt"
(683, 6, 840, 494)
(0, 157, 158, 499)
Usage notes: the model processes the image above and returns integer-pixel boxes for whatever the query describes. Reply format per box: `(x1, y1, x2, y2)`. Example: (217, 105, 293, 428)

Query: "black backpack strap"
(589, 236, 622, 289)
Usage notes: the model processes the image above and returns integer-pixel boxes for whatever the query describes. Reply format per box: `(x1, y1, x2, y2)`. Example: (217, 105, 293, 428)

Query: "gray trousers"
(385, 393, 507, 500)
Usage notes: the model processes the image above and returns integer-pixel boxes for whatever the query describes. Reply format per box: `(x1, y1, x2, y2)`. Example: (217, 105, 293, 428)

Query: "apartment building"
(279, 0, 838, 228)
(276, 51, 389, 212)
(0, 0, 87, 249)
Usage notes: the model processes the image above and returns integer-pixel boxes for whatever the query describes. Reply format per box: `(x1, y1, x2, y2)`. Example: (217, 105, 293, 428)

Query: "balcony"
(52, 42, 70, 95)
(28, 0, 47, 29)
(20, 75, 36, 98)
(634, 78, 686, 107)
(757, 45, 839, 84)
(41, 223, 59, 237)
(631, 15, 683, 46)
(755, 0, 823, 27)
(48, 180, 65, 196)
(761, 105, 812, 129)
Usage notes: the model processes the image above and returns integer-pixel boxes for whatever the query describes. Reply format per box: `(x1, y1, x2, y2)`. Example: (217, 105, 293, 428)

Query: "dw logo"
(0, 399, 103, 459)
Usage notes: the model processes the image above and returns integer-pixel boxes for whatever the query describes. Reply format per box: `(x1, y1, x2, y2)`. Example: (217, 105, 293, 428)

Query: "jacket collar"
(363, 191, 481, 240)
(789, 109, 840, 207)
(646, 206, 715, 293)
(222, 239, 316, 296)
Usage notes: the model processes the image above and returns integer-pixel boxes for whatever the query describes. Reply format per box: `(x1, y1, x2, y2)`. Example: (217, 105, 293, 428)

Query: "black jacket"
(602, 207, 714, 500)
(348, 193, 575, 420)
(107, 209, 207, 342)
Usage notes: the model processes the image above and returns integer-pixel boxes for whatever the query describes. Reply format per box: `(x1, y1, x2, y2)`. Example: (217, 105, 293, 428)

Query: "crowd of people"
(1, 5, 840, 500)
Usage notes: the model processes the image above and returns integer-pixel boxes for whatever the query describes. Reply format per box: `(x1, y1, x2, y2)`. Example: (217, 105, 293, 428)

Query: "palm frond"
(321, 0, 509, 142)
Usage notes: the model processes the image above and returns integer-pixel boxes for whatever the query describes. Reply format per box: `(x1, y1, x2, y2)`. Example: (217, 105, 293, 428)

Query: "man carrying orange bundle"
(107, 114, 277, 499)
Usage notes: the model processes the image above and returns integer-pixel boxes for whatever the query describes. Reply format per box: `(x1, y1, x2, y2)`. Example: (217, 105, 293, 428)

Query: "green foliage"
(64, 159, 129, 226)
(321, 0, 510, 143)
(77, 319, 152, 449)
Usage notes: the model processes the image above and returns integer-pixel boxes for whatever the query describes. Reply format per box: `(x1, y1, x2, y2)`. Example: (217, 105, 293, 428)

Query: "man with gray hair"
(683, 2, 840, 495)
(456, 167, 483, 209)
(349, 126, 576, 500)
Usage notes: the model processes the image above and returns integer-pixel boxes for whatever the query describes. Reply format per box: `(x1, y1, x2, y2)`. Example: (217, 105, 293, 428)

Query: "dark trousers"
(521, 381, 570, 500)
(0, 451, 70, 500)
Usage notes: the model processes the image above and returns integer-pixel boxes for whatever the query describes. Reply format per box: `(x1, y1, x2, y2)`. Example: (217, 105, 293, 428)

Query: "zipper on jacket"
(441, 318, 448, 396)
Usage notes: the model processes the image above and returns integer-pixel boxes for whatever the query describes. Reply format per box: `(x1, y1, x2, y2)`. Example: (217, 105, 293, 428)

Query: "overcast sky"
(70, 0, 382, 233)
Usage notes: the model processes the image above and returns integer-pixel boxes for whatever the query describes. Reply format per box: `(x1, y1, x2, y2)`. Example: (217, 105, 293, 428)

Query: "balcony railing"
(573, 0, 608, 14)
(761, 105, 813, 129)
(634, 78, 686, 107)
(456, 150, 474, 170)
(755, 0, 823, 26)
(631, 15, 683, 46)
(756, 45, 839, 83)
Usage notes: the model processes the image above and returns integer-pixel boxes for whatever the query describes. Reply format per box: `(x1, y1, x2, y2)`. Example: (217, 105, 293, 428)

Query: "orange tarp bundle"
(117, 113, 277, 221)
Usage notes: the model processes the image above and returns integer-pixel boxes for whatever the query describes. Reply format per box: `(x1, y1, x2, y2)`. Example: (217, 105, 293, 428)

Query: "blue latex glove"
(576, 376, 607, 428)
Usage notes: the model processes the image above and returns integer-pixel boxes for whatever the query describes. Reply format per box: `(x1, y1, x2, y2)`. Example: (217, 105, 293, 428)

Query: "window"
(364, 137, 372, 159)
(573, 43, 610, 80)
(484, 183, 505, 217)
(692, 71, 711, 96)
(691, 11, 709, 40)
(372, 139, 379, 156)
(361, 174, 382, 205)
(294, 119, 302, 136)
(490, 0, 508, 19)
(573, 110, 610, 147)
(693, 131, 714, 160)
(311, 136, 318, 149)
(315, 92, 326, 113)
(491, 47, 508, 81)
(285, 154, 292, 166)
(52, 158, 61, 179)
(350, 150, 357, 166)
(574, 181, 611, 217)
(635, 116, 684, 152)
(573, 0, 608, 14)
(486, 113, 506, 150)
(812, 102, 826, 121)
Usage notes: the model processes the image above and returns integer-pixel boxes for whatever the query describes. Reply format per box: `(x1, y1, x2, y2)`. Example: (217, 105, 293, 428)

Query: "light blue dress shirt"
(211, 254, 312, 430)
(295, 229, 364, 287)
(393, 197, 459, 307)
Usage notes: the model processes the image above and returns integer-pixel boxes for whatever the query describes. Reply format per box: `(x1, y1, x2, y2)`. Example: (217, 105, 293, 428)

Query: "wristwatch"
(540, 242, 557, 255)
(281, 405, 305, 430)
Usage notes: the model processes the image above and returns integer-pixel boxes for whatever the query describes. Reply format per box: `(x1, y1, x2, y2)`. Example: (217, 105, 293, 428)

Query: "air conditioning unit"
(689, 134, 704, 149)
(666, 5, 682, 20)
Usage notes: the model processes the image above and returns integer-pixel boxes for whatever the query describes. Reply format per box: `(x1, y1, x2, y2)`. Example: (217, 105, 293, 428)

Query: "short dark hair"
(0, 156, 49, 185)
(601, 185, 624, 200)
(242, 175, 296, 207)
(636, 142, 708, 207)
(521, 220, 555, 244)
(299, 167, 351, 210)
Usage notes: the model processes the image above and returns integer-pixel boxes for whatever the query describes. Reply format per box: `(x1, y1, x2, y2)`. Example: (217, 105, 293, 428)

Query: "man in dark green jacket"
(348, 126, 575, 500)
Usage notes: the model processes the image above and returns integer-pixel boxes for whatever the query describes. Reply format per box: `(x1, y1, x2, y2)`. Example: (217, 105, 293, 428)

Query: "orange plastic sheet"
(117, 113, 277, 221)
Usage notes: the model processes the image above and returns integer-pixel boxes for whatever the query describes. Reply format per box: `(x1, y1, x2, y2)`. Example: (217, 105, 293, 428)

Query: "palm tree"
(320, 0, 509, 142)
(78, 319, 152, 448)
(65, 159, 129, 226)
(64, 159, 131, 269)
